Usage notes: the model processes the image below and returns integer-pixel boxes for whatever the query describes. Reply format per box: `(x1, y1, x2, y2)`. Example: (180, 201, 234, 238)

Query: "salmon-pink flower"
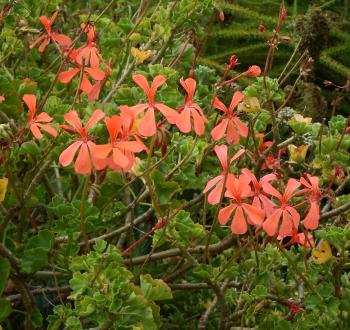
(203, 145, 245, 205)
(93, 107, 147, 172)
(58, 51, 106, 94)
(22, 94, 57, 139)
(130, 75, 179, 137)
(0, 96, 4, 102)
(75, 23, 101, 69)
(175, 77, 208, 136)
(211, 91, 248, 144)
(87, 60, 112, 102)
(245, 65, 261, 77)
(218, 174, 265, 234)
(288, 232, 314, 248)
(59, 110, 105, 174)
(242, 168, 276, 216)
(300, 175, 321, 230)
(262, 179, 301, 238)
(30, 12, 71, 52)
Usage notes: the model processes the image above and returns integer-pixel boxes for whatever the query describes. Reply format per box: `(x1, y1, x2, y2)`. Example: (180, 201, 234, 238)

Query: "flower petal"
(84, 67, 105, 81)
(242, 203, 264, 226)
(262, 182, 282, 201)
(214, 145, 227, 171)
(93, 144, 112, 159)
(113, 147, 130, 169)
(155, 103, 178, 124)
(23, 94, 37, 121)
(52, 33, 72, 46)
(64, 110, 84, 133)
(229, 91, 244, 113)
(192, 108, 205, 136)
(38, 37, 50, 52)
(58, 69, 80, 84)
(303, 201, 319, 230)
(218, 204, 236, 225)
(211, 119, 228, 141)
(35, 112, 53, 123)
(231, 206, 247, 234)
(132, 75, 150, 98)
(30, 123, 43, 139)
(212, 97, 228, 113)
(36, 123, 57, 137)
(75, 143, 92, 174)
(59, 140, 83, 167)
(263, 209, 283, 236)
(138, 108, 156, 137)
(207, 179, 224, 205)
(85, 109, 105, 131)
(176, 108, 191, 133)
(150, 75, 166, 100)
(180, 77, 196, 100)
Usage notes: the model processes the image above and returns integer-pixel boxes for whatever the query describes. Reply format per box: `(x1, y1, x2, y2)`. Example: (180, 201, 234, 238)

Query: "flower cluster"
(204, 146, 321, 242)
(26, 12, 323, 243)
(58, 23, 110, 101)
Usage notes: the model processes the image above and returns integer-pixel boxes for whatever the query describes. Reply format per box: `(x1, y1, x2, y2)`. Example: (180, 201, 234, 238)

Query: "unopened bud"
(280, 6, 287, 21)
(219, 10, 225, 22)
(245, 65, 261, 77)
(258, 24, 265, 32)
(227, 55, 238, 70)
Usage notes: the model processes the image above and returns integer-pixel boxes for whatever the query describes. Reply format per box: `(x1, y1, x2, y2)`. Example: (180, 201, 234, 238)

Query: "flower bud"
(258, 24, 265, 32)
(245, 65, 261, 77)
(0, 123, 13, 143)
(280, 6, 287, 21)
(227, 55, 238, 70)
(219, 10, 225, 22)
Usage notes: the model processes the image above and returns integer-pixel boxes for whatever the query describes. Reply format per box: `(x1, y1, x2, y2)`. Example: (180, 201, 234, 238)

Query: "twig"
(320, 200, 350, 221)
(124, 234, 235, 265)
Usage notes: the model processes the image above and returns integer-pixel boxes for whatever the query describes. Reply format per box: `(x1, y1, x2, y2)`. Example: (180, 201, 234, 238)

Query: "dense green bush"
(0, 1, 349, 329)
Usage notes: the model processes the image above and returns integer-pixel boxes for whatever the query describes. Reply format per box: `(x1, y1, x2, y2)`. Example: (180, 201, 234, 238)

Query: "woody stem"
(80, 175, 91, 253)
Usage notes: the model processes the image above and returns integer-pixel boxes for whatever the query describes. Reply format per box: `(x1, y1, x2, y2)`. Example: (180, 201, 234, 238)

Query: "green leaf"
(140, 274, 172, 301)
(151, 170, 181, 207)
(0, 257, 10, 295)
(0, 298, 12, 322)
(30, 308, 43, 328)
(20, 230, 54, 273)
(153, 211, 206, 247)
(329, 115, 347, 134)
(251, 284, 268, 298)
(65, 316, 83, 330)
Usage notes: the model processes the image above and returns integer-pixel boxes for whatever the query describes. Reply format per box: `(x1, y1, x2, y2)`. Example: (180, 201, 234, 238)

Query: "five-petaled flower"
(59, 110, 105, 174)
(93, 107, 148, 172)
(203, 145, 245, 205)
(0, 96, 4, 102)
(242, 168, 276, 216)
(218, 173, 265, 234)
(262, 178, 301, 238)
(211, 91, 248, 144)
(300, 175, 321, 230)
(130, 74, 179, 137)
(22, 94, 57, 139)
(175, 77, 208, 136)
(30, 12, 71, 52)
(75, 23, 101, 69)
(58, 51, 106, 94)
